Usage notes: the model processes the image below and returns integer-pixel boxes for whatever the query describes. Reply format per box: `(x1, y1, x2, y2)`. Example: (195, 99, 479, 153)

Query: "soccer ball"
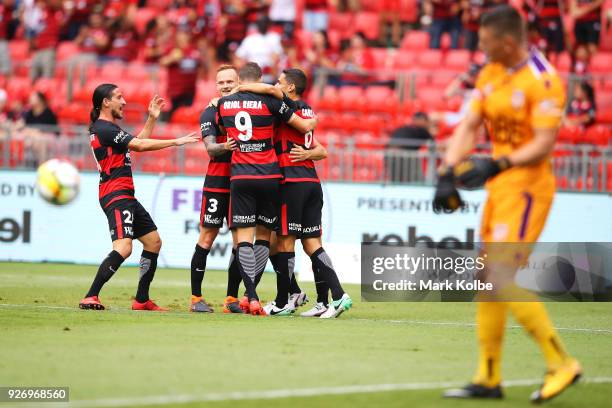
(36, 159, 81, 205)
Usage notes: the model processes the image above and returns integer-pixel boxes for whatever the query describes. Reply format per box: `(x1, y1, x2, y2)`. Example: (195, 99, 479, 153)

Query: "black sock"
(289, 273, 302, 294)
(227, 248, 241, 298)
(86, 250, 124, 297)
(312, 263, 329, 305)
(190, 244, 209, 297)
(135, 250, 159, 303)
(269, 253, 279, 272)
(236, 242, 258, 300)
(310, 247, 344, 301)
(274, 252, 294, 308)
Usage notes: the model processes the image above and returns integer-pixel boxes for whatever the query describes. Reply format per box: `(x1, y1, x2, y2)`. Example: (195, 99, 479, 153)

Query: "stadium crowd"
(0, 0, 610, 191)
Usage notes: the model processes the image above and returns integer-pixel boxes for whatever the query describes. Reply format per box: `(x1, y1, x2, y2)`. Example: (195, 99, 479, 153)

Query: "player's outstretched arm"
(287, 114, 317, 134)
(128, 132, 200, 152)
(204, 135, 237, 157)
(233, 83, 284, 100)
(135, 95, 165, 140)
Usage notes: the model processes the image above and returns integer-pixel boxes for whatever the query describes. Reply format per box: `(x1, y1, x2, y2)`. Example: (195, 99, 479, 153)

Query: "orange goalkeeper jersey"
(470, 49, 565, 195)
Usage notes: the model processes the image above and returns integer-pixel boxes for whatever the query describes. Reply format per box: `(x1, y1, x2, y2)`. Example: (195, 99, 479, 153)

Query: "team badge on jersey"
(511, 90, 525, 109)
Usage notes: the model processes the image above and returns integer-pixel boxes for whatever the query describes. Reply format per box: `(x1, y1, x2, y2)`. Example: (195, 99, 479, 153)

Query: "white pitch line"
(39, 377, 610, 408)
(1, 303, 612, 334)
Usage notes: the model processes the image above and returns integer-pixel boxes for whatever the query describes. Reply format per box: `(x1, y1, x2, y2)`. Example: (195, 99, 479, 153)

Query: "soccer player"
(190, 65, 241, 313)
(433, 6, 582, 402)
(217, 62, 317, 315)
(79, 84, 199, 311)
(235, 69, 353, 318)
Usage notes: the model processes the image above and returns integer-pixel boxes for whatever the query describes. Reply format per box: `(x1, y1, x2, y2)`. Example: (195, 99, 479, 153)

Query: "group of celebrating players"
(78, 4, 583, 403)
(78, 59, 352, 318)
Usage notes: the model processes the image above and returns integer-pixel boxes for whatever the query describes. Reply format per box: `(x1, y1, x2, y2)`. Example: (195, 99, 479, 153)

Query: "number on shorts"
(122, 210, 133, 224)
(236, 111, 253, 141)
(207, 198, 218, 213)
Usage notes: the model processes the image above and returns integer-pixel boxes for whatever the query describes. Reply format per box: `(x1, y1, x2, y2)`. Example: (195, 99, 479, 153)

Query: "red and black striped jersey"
(218, 91, 295, 180)
(575, 0, 601, 23)
(532, 0, 563, 19)
(274, 96, 319, 183)
(200, 104, 231, 193)
(89, 119, 135, 209)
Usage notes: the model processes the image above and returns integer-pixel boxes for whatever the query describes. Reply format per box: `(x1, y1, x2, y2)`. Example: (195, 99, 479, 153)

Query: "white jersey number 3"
(236, 111, 253, 141)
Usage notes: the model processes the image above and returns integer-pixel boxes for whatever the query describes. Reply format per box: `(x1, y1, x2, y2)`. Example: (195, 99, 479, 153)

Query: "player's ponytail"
(89, 83, 117, 133)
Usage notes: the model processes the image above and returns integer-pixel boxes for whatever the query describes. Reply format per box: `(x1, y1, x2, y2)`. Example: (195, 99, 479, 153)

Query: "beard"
(111, 108, 123, 120)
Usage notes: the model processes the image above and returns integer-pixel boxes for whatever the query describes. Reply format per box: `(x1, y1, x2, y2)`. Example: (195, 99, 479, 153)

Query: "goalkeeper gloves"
(433, 167, 464, 213)
(454, 157, 512, 189)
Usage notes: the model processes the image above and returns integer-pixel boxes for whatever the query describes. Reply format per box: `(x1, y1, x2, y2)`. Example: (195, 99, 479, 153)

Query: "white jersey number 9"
(236, 111, 253, 141)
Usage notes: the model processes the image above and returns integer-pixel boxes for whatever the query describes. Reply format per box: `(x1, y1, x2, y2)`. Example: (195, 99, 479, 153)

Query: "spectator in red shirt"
(424, 0, 462, 49)
(0, 0, 14, 75)
(101, 17, 139, 62)
(304, 30, 337, 73)
(523, 0, 566, 54)
(461, 0, 507, 52)
(30, 0, 66, 81)
(564, 80, 596, 128)
(63, 0, 95, 40)
(217, 0, 247, 62)
(337, 32, 374, 86)
(570, 0, 604, 57)
(74, 11, 108, 57)
(303, 0, 328, 32)
(142, 15, 174, 64)
(159, 27, 201, 118)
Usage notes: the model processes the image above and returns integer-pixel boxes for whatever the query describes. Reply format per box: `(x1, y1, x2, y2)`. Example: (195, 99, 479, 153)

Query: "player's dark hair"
(282, 68, 308, 96)
(238, 62, 262, 82)
(90, 83, 117, 131)
(480, 5, 526, 42)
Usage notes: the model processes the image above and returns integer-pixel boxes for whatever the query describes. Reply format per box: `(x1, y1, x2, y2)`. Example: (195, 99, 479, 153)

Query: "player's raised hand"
(289, 145, 311, 162)
(175, 132, 201, 146)
(224, 138, 237, 151)
(148, 95, 165, 119)
(433, 167, 464, 213)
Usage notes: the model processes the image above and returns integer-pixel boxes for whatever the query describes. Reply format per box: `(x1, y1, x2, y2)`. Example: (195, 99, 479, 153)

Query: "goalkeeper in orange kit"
(433, 5, 582, 403)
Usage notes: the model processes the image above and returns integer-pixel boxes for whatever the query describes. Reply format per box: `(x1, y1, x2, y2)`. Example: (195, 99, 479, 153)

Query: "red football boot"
(132, 299, 168, 312)
(249, 299, 267, 316)
(239, 295, 250, 313)
(79, 296, 105, 310)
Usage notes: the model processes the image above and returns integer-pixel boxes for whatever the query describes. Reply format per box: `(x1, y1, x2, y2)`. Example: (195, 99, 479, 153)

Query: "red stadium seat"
(416, 87, 446, 110)
(369, 48, 390, 67)
(584, 125, 611, 146)
(416, 49, 443, 69)
(8, 40, 29, 62)
(56, 42, 79, 61)
(328, 12, 354, 33)
(170, 106, 200, 126)
(338, 86, 365, 112)
(5, 77, 31, 102)
(393, 50, 417, 70)
(445, 50, 471, 72)
(590, 52, 612, 73)
(146, 0, 173, 11)
(363, 86, 398, 115)
(316, 86, 340, 112)
(396, 0, 419, 23)
(125, 63, 153, 81)
(400, 31, 430, 50)
(99, 62, 126, 81)
(354, 12, 380, 41)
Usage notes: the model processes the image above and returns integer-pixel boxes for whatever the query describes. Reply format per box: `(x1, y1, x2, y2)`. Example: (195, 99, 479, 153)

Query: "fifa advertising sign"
(1, 170, 611, 283)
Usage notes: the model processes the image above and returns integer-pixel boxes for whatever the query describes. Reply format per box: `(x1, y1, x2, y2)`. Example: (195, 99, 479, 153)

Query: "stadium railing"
(1, 124, 610, 193)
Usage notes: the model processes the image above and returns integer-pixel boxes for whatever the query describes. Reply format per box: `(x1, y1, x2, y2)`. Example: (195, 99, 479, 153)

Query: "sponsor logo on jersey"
(258, 215, 278, 224)
(114, 130, 130, 144)
(239, 142, 266, 153)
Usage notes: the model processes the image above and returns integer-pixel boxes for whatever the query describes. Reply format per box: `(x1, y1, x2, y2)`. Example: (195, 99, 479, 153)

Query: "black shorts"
(200, 191, 230, 228)
(103, 199, 157, 242)
(574, 21, 601, 46)
(542, 17, 565, 53)
(229, 178, 280, 229)
(279, 182, 323, 238)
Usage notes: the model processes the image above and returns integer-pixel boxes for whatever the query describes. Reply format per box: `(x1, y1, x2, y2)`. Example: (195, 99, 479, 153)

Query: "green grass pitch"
(1, 262, 611, 408)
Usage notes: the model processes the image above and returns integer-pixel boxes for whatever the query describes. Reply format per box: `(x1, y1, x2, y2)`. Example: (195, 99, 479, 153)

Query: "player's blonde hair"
(217, 64, 238, 74)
